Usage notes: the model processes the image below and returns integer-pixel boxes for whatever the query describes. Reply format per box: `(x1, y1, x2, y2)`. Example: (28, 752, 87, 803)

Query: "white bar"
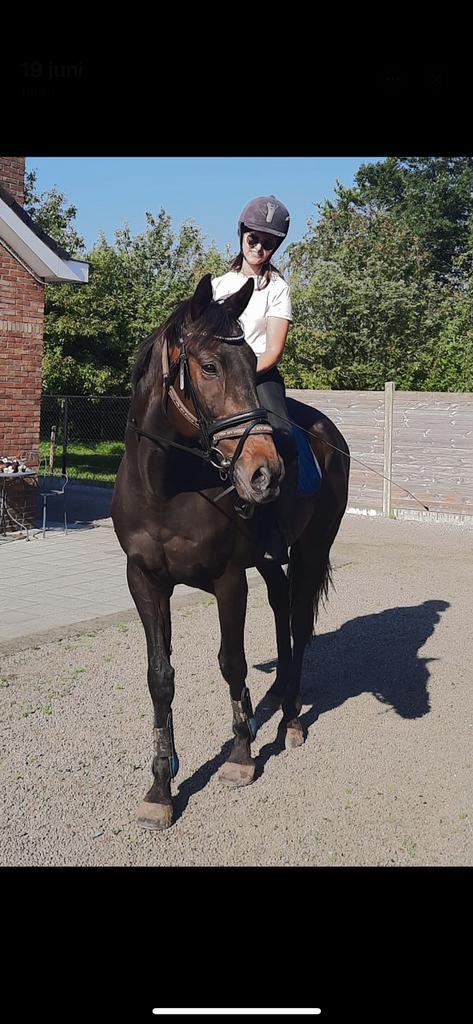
(383, 380, 394, 518)
(153, 1011, 321, 1017)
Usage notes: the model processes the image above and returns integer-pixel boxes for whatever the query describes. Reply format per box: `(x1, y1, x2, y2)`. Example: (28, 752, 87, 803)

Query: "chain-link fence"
(41, 396, 131, 482)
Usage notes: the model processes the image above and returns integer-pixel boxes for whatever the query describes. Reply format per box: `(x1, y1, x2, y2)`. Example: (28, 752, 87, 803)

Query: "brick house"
(0, 156, 88, 529)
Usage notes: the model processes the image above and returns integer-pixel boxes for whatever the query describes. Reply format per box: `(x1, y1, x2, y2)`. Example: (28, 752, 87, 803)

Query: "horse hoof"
(136, 800, 173, 831)
(285, 724, 304, 749)
(219, 761, 256, 788)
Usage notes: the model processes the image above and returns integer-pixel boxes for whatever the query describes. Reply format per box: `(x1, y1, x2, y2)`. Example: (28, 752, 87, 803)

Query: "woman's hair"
(229, 225, 284, 289)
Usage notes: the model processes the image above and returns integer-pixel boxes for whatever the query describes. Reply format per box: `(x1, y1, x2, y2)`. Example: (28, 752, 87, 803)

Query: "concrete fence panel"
(287, 388, 473, 519)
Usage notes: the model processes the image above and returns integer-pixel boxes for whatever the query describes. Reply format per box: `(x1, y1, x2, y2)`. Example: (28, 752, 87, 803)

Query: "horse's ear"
(189, 274, 213, 322)
(222, 277, 254, 319)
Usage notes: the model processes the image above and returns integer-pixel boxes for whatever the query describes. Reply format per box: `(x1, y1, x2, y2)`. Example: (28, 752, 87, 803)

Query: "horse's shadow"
(173, 599, 449, 823)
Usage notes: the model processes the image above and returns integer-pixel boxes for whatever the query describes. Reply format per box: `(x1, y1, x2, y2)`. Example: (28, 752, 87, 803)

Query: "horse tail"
(311, 555, 334, 626)
(288, 541, 334, 638)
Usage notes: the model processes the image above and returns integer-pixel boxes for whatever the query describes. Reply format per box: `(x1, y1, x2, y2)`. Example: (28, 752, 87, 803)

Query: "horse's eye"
(202, 362, 217, 375)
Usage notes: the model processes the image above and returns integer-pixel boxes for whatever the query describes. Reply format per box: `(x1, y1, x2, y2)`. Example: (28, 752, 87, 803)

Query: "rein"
(128, 329, 273, 493)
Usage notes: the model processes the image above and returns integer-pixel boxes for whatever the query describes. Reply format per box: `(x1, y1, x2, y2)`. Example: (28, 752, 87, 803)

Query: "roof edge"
(0, 192, 89, 284)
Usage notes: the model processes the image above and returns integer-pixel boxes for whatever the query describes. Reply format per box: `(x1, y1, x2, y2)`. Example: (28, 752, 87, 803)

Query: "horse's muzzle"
(234, 455, 284, 504)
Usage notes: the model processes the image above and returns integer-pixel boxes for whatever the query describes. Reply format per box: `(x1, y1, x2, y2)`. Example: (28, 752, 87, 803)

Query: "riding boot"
(277, 456, 299, 542)
(263, 521, 289, 563)
(263, 457, 299, 563)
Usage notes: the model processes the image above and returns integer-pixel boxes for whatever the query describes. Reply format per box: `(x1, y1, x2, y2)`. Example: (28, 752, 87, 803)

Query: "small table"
(0, 470, 38, 538)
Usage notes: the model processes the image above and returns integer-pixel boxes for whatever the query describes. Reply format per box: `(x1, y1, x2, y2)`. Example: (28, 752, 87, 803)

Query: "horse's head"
(163, 273, 283, 503)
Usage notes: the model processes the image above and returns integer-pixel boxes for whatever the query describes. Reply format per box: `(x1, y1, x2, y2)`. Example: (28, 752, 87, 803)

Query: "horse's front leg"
(126, 560, 177, 830)
(257, 560, 292, 703)
(214, 567, 257, 788)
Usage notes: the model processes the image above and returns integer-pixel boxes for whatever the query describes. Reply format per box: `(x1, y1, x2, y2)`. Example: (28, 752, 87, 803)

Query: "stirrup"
(233, 496, 255, 519)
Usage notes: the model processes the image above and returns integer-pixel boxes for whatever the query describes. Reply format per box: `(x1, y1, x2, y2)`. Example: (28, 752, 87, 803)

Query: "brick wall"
(0, 243, 44, 455)
(0, 157, 43, 530)
(0, 157, 26, 205)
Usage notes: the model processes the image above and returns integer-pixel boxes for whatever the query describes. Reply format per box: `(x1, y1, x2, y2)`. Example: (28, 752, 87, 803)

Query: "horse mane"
(131, 295, 241, 389)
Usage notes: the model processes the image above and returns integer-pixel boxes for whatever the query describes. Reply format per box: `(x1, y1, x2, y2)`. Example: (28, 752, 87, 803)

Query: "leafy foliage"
(351, 157, 473, 283)
(26, 158, 473, 395)
(24, 169, 86, 257)
(25, 172, 229, 394)
(280, 159, 473, 391)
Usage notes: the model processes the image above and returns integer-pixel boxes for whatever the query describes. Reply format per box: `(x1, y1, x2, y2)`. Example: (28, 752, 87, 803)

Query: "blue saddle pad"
(294, 425, 322, 497)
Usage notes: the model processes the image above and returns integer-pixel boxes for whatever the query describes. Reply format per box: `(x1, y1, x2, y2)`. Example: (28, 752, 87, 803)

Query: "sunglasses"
(246, 232, 278, 252)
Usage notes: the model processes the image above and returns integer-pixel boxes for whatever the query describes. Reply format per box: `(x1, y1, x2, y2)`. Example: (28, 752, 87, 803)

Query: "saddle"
(234, 424, 322, 519)
(293, 424, 322, 497)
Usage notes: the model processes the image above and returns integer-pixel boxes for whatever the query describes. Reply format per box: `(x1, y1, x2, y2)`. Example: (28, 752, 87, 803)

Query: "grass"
(39, 441, 124, 484)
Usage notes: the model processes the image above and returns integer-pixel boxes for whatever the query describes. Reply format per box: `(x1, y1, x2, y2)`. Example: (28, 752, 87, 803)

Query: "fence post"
(48, 425, 57, 475)
(383, 381, 395, 517)
(62, 397, 69, 476)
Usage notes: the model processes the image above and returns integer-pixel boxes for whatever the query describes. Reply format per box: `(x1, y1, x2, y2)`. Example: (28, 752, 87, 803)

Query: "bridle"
(127, 326, 273, 492)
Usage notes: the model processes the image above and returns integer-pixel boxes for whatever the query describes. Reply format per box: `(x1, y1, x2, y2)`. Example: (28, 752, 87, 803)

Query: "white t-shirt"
(211, 270, 292, 355)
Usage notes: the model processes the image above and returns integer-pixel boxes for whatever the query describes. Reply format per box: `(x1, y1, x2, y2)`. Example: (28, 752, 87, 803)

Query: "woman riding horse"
(212, 194, 297, 563)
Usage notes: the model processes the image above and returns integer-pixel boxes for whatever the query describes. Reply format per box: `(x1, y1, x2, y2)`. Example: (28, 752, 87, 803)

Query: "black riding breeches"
(256, 366, 298, 465)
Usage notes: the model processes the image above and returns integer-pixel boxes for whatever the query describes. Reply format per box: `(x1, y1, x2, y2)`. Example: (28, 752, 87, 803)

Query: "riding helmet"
(238, 195, 290, 245)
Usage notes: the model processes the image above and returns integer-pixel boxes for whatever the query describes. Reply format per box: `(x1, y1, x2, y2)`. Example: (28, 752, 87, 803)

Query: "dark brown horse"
(112, 273, 349, 829)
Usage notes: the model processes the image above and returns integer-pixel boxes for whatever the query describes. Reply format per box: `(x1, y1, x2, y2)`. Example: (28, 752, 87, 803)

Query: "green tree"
(346, 156, 473, 283)
(282, 157, 473, 391)
(44, 213, 227, 394)
(283, 198, 448, 390)
(25, 170, 229, 394)
(24, 168, 86, 257)
(424, 250, 473, 390)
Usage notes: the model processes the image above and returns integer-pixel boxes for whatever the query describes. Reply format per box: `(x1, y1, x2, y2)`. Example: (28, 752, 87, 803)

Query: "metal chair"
(39, 460, 68, 538)
(19, 449, 41, 471)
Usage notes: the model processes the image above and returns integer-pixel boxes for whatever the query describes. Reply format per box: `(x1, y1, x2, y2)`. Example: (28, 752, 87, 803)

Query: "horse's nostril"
(251, 466, 271, 490)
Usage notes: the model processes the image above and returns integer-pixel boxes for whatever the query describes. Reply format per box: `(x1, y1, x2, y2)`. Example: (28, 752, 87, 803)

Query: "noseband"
(128, 328, 273, 490)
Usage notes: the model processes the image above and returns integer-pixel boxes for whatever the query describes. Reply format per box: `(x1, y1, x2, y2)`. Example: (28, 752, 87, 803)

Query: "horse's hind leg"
(126, 560, 176, 830)
(213, 566, 256, 788)
(284, 520, 337, 748)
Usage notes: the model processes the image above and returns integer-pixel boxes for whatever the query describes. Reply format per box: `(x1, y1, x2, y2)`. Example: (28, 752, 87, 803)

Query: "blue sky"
(27, 157, 383, 256)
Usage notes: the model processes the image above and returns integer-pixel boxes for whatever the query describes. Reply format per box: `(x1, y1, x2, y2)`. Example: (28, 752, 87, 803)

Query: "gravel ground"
(1, 514, 472, 866)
